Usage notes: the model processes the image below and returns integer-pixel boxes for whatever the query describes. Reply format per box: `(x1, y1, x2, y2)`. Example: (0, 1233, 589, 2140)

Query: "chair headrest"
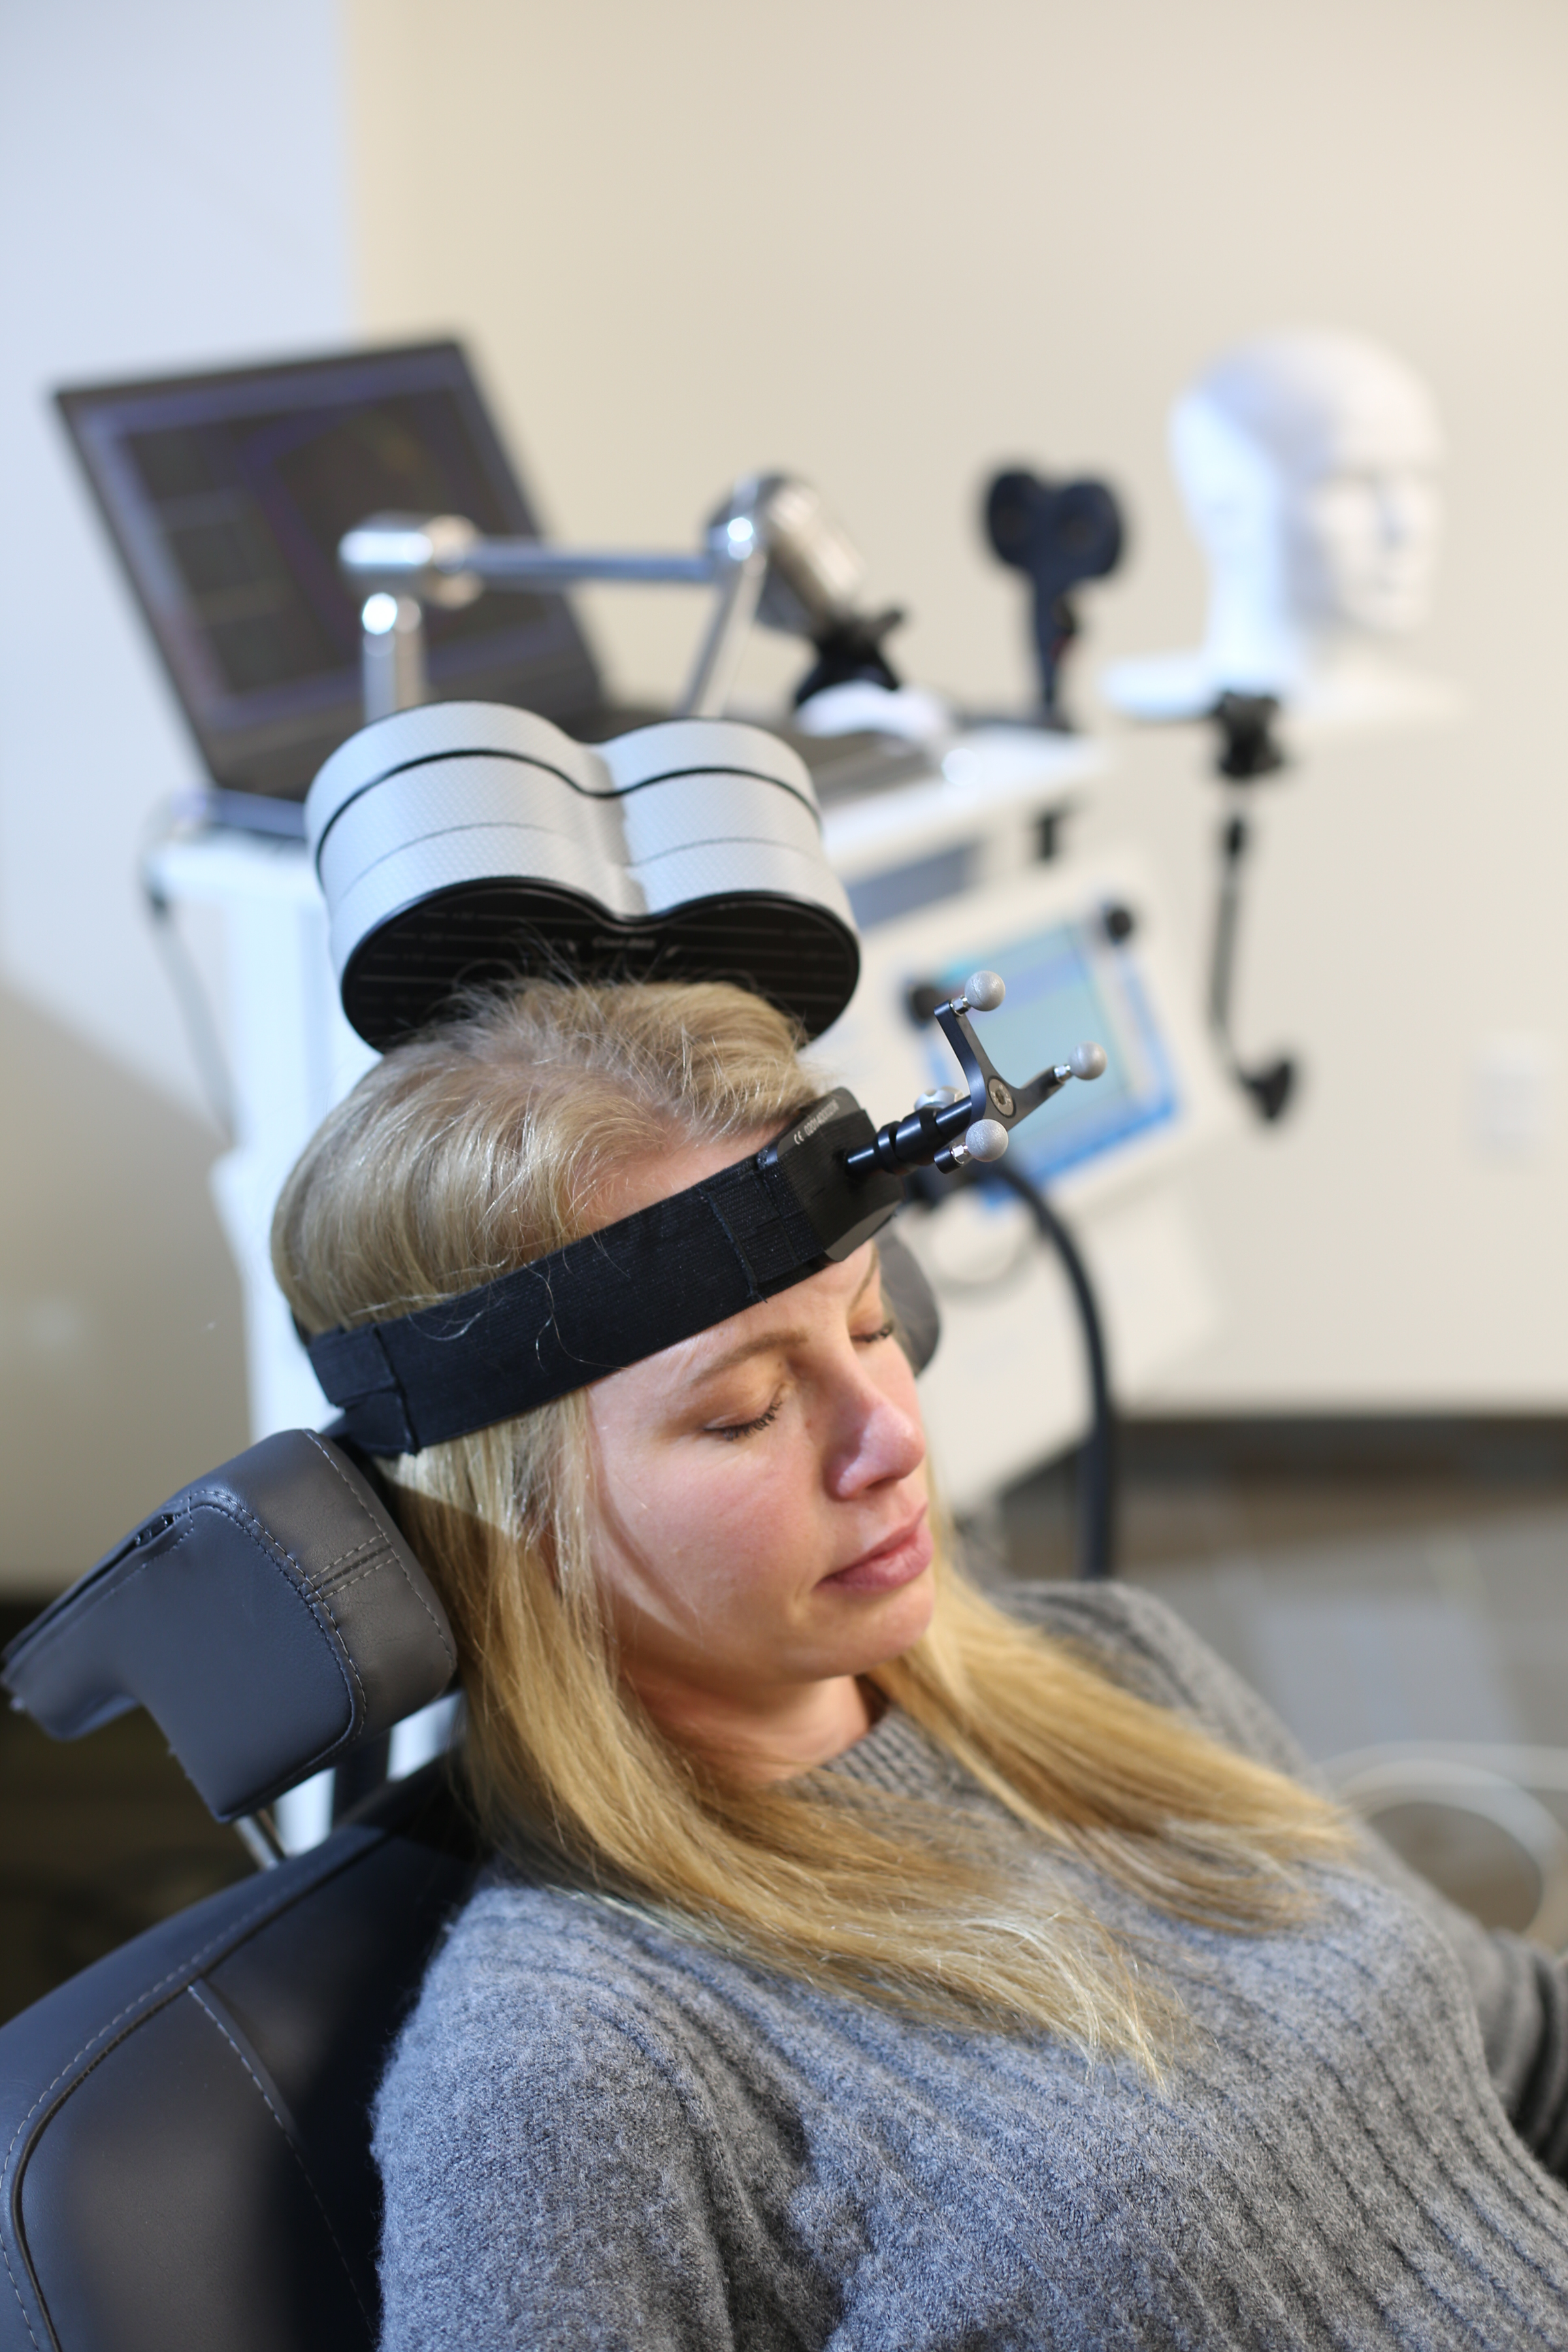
(1, 1431, 455, 1822)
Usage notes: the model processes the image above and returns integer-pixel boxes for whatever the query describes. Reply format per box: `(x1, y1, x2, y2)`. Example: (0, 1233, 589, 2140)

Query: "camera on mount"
(983, 467, 1126, 723)
(706, 473, 909, 707)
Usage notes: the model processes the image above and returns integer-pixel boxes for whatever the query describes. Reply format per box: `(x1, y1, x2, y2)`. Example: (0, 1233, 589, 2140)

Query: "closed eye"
(710, 1400, 781, 1443)
(706, 1317, 894, 1441)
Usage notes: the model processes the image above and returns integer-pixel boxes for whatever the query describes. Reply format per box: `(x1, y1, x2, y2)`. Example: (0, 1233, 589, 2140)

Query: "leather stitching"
(311, 1550, 392, 1601)
(0, 2229, 41, 2347)
(0, 1865, 346, 2344)
(265, 1536, 370, 1725)
(186, 1984, 374, 2336)
(304, 1533, 388, 1584)
(300, 1433, 456, 1673)
(314, 1558, 402, 1603)
(153, 1492, 374, 1731)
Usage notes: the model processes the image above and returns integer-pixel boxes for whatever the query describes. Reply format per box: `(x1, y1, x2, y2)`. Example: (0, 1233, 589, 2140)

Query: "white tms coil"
(304, 703, 860, 1049)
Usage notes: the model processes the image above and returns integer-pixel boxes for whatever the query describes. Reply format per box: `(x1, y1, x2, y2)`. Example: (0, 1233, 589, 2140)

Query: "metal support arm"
(341, 510, 770, 725)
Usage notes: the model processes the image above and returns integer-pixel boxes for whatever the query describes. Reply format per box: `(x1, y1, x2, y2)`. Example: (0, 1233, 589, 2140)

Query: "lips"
(822, 1506, 934, 1594)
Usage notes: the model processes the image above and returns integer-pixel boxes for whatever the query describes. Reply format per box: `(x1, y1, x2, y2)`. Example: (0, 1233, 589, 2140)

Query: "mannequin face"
(580, 1134, 934, 1773)
(1287, 459, 1443, 635)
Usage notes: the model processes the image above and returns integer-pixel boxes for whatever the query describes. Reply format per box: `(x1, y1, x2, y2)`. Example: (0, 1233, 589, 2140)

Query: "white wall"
(0, 0, 354, 1586)
(343, 0, 1568, 1411)
(0, 0, 353, 1107)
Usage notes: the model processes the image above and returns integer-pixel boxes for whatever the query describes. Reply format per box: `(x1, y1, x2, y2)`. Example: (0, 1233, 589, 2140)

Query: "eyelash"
(717, 1402, 781, 1443)
(711, 1321, 896, 1442)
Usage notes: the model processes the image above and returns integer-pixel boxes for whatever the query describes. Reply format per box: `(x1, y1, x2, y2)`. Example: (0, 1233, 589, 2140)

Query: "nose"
(823, 1356, 926, 1501)
(1377, 483, 1411, 546)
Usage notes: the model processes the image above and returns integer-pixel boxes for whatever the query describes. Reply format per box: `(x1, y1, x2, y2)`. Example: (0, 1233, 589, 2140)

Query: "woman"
(274, 979, 1568, 2349)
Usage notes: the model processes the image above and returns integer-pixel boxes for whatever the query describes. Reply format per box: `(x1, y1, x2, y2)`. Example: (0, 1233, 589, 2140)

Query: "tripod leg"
(1207, 804, 1296, 1122)
(1209, 809, 1249, 1048)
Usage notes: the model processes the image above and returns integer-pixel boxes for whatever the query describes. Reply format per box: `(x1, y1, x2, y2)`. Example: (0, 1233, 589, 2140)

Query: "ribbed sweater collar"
(819, 1703, 971, 1802)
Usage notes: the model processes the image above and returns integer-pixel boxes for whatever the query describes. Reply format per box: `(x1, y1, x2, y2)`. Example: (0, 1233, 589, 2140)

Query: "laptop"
(56, 340, 645, 834)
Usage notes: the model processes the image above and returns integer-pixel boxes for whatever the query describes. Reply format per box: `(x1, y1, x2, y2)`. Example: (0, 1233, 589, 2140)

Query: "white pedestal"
(145, 830, 377, 1441)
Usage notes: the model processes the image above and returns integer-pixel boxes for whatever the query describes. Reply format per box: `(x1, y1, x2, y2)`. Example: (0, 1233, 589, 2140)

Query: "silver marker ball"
(1070, 1041, 1107, 1081)
(964, 1118, 1010, 1162)
(963, 969, 1006, 1012)
(913, 1086, 964, 1111)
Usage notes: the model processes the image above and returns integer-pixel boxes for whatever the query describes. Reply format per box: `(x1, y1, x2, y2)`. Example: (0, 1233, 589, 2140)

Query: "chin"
(834, 1563, 937, 1676)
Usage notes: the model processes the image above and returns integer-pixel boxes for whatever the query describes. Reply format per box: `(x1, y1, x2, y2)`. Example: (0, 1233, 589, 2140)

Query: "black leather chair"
(0, 1431, 482, 2352)
(0, 1243, 946, 2349)
(0, 1767, 481, 2352)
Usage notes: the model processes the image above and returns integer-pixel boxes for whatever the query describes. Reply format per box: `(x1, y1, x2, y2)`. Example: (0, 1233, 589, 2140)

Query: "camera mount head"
(706, 473, 908, 708)
(983, 468, 1126, 721)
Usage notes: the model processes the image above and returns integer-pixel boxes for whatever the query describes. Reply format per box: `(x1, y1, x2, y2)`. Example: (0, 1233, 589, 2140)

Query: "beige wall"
(344, 0, 1568, 1411)
(343, 0, 1565, 709)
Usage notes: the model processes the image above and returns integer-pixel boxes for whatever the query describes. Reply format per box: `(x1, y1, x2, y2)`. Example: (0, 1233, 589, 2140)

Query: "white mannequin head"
(1102, 329, 1450, 725)
(1173, 330, 1445, 697)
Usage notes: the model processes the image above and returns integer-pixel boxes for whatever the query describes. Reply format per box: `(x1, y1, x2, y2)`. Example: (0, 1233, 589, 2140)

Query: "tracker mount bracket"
(847, 971, 1106, 1182)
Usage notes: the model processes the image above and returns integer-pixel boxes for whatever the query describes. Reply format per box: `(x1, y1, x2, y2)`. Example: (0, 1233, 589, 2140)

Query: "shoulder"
(375, 1882, 740, 2254)
(372, 1882, 798, 2347)
(376, 1872, 800, 2166)
(378, 1877, 700, 2132)
(998, 1578, 1316, 1779)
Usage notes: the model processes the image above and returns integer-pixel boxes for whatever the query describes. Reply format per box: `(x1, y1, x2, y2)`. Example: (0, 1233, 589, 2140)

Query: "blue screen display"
(926, 913, 1180, 1186)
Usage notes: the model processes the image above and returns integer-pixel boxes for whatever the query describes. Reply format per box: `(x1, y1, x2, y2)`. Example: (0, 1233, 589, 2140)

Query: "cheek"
(1305, 485, 1375, 564)
(596, 1430, 815, 1607)
(672, 1446, 813, 1583)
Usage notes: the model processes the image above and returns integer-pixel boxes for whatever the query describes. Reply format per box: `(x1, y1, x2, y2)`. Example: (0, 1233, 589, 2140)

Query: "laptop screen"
(56, 341, 605, 806)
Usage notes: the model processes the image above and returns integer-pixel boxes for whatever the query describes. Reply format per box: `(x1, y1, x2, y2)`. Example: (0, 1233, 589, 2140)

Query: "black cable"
(981, 1162, 1116, 1582)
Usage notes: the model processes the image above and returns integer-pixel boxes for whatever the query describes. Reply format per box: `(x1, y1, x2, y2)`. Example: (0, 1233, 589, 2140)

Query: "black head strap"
(306, 1091, 904, 1454)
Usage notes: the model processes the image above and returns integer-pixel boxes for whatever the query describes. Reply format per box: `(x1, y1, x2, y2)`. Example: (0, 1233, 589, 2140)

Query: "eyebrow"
(686, 1249, 883, 1386)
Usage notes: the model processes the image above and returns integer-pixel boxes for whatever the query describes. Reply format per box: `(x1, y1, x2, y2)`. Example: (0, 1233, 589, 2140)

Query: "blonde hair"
(274, 980, 1346, 2072)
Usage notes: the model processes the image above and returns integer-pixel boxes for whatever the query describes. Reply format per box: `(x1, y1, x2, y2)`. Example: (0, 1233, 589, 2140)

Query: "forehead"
(1316, 397, 1444, 478)
(1289, 367, 1445, 481)
(588, 1128, 768, 1227)
(586, 1248, 879, 1420)
(676, 1243, 879, 1375)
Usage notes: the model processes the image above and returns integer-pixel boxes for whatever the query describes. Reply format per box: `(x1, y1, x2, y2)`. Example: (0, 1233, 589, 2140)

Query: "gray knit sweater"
(374, 1584, 1568, 2347)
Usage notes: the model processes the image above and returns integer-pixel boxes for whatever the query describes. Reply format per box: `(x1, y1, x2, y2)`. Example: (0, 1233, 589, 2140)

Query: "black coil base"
(340, 879, 861, 1050)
